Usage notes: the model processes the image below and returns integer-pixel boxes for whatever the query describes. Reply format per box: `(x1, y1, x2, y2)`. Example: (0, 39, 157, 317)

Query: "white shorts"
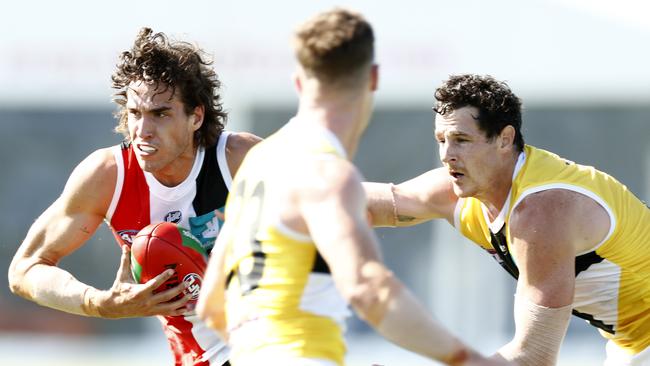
(605, 340, 650, 366)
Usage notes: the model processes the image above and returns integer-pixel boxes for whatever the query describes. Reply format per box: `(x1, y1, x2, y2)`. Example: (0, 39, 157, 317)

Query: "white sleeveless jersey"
(105, 132, 233, 366)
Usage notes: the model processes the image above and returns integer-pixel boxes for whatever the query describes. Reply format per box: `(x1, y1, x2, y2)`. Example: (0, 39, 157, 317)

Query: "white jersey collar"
(144, 146, 205, 201)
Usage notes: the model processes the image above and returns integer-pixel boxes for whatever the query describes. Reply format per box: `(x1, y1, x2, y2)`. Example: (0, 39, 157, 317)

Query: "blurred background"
(1, 0, 648, 365)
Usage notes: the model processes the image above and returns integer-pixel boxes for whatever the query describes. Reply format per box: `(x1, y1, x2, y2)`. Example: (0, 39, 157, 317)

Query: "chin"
(135, 156, 158, 173)
(452, 184, 474, 198)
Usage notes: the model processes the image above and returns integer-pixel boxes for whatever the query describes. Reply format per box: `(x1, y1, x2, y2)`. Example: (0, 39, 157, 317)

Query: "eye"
(128, 109, 141, 118)
(157, 111, 168, 118)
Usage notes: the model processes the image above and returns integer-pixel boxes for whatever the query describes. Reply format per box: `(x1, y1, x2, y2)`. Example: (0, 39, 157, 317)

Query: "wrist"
(82, 287, 104, 317)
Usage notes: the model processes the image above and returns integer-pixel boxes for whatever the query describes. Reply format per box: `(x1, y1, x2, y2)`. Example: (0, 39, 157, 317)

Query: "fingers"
(151, 278, 187, 303)
(143, 268, 177, 292)
(152, 286, 193, 317)
(214, 209, 225, 221)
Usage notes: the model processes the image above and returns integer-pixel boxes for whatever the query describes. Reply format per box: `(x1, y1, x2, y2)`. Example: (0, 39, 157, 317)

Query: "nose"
(136, 114, 155, 139)
(439, 141, 456, 164)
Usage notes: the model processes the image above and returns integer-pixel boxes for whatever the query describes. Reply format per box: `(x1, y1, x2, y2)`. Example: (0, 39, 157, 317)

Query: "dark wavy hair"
(433, 74, 524, 152)
(112, 27, 227, 147)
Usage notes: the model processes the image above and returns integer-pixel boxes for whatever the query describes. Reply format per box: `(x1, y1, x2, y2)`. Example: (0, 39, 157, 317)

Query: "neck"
(295, 89, 369, 159)
(478, 151, 520, 220)
(153, 145, 198, 187)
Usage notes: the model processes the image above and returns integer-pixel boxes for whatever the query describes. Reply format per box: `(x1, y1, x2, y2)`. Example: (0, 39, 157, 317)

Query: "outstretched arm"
(364, 167, 458, 227)
(8, 148, 188, 318)
(301, 159, 505, 366)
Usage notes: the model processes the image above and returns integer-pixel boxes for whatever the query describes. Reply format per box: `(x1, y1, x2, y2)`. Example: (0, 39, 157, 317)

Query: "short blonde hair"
(293, 8, 374, 86)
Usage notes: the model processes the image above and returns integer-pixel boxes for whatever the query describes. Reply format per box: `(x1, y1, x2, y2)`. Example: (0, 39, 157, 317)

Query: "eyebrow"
(127, 105, 172, 114)
(434, 130, 471, 138)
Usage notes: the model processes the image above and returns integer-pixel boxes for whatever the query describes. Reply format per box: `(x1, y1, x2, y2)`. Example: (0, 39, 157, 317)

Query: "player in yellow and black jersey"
(365, 74, 650, 366)
(197, 9, 509, 366)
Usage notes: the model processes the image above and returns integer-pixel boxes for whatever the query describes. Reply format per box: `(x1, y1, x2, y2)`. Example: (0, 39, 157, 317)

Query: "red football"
(130, 222, 208, 305)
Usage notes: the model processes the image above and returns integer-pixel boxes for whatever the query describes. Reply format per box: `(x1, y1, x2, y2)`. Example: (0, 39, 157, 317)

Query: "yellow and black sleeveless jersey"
(221, 119, 351, 366)
(454, 145, 650, 354)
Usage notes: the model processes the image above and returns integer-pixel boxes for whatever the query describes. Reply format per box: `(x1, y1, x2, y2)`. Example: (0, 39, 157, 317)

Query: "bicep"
(14, 149, 115, 267)
(393, 168, 458, 226)
(509, 194, 576, 307)
(18, 198, 105, 265)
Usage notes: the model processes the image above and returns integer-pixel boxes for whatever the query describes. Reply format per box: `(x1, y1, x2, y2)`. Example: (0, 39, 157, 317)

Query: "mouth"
(136, 143, 158, 155)
(449, 170, 465, 180)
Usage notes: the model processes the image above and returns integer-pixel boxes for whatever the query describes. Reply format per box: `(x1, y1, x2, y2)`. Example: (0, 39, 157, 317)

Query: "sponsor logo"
(188, 210, 223, 251)
(116, 229, 139, 245)
(164, 210, 182, 223)
(183, 273, 203, 300)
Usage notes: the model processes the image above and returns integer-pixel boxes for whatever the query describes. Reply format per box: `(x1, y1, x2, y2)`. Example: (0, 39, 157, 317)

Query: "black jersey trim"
(488, 226, 615, 334)
(193, 141, 229, 216)
(312, 251, 331, 274)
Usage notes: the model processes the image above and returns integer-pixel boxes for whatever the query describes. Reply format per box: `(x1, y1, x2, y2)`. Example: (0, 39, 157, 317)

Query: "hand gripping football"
(130, 222, 208, 306)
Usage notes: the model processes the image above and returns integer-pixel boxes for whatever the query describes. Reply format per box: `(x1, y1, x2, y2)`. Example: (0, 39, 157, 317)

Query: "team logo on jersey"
(183, 273, 203, 300)
(116, 229, 139, 245)
(188, 208, 224, 252)
(164, 210, 182, 223)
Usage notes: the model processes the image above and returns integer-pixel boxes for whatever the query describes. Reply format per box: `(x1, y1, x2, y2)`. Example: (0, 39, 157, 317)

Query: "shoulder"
(224, 131, 262, 174)
(225, 131, 262, 154)
(511, 190, 575, 232)
(61, 147, 117, 215)
(71, 147, 117, 183)
(296, 157, 364, 203)
(510, 189, 608, 250)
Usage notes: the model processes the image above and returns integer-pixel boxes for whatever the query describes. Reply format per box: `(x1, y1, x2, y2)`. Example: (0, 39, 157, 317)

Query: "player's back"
(221, 118, 351, 366)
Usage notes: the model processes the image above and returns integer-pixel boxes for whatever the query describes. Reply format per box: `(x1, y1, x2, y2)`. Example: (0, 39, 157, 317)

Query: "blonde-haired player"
(197, 8, 510, 366)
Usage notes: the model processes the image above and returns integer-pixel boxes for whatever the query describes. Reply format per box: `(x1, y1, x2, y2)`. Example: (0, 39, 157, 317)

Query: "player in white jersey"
(8, 27, 260, 365)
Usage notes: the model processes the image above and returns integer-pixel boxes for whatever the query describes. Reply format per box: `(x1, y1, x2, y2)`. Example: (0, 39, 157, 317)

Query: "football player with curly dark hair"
(9, 27, 261, 366)
(365, 74, 650, 365)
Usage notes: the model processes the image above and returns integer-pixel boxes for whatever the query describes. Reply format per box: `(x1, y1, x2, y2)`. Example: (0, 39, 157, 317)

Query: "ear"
(370, 63, 379, 91)
(499, 125, 515, 149)
(191, 105, 205, 132)
(292, 68, 303, 94)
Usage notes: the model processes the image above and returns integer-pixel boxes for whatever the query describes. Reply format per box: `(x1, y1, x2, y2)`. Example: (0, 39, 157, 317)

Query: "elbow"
(7, 258, 28, 297)
(341, 263, 398, 327)
(7, 254, 44, 299)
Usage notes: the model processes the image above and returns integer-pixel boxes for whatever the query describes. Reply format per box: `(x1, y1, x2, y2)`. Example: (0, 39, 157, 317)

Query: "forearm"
(196, 247, 227, 337)
(377, 282, 478, 365)
(349, 263, 476, 365)
(495, 295, 571, 366)
(363, 182, 397, 227)
(11, 262, 102, 317)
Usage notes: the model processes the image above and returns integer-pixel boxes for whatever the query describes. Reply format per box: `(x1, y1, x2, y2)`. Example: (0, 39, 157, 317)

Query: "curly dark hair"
(112, 27, 227, 147)
(433, 74, 524, 152)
